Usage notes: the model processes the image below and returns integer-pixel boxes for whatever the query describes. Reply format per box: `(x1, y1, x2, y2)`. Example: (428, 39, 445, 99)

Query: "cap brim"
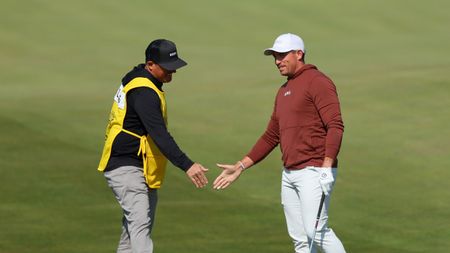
(263, 48, 292, 56)
(264, 48, 275, 55)
(263, 48, 304, 55)
(159, 58, 187, 71)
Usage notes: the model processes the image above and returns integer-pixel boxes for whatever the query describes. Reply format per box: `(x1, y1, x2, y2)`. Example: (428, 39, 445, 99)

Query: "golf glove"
(319, 168, 334, 196)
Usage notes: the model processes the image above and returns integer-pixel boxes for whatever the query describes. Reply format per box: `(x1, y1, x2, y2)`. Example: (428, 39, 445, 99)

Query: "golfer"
(98, 39, 208, 253)
(213, 33, 346, 253)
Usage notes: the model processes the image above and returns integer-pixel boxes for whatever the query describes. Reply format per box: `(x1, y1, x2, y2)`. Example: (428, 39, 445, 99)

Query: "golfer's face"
(273, 51, 302, 77)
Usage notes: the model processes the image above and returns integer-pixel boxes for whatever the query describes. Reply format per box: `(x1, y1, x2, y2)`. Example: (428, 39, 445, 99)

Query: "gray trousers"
(104, 166, 158, 253)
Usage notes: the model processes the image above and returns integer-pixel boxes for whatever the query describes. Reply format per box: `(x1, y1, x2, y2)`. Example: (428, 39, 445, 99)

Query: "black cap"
(145, 39, 187, 71)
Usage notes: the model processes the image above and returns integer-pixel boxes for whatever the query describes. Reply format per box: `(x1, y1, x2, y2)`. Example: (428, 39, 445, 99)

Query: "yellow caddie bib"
(98, 77, 168, 189)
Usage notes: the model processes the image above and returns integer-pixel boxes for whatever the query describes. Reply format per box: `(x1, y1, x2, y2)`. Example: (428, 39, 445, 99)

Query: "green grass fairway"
(1, 1, 450, 252)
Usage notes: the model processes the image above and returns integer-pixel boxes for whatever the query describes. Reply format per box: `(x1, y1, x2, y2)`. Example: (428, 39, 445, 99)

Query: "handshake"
(185, 161, 248, 189)
(187, 161, 336, 196)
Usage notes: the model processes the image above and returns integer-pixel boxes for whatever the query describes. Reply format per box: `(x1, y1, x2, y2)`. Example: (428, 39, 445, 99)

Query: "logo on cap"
(169, 52, 177, 57)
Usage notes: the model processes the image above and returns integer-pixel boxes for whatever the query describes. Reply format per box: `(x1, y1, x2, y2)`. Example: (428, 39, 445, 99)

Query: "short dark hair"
(301, 51, 306, 63)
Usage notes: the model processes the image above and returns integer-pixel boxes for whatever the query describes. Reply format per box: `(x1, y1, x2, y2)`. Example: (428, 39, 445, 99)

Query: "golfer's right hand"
(213, 163, 242, 190)
(186, 163, 209, 188)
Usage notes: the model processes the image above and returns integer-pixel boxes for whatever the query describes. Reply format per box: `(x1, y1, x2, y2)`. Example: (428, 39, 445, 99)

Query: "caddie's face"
(273, 50, 304, 77)
(146, 61, 176, 83)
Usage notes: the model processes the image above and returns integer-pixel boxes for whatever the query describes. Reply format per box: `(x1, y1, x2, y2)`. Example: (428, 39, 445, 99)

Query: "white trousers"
(281, 167, 346, 253)
(104, 166, 158, 253)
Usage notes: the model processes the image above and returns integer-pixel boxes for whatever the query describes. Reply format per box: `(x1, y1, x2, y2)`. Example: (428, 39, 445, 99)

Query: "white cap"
(264, 33, 305, 55)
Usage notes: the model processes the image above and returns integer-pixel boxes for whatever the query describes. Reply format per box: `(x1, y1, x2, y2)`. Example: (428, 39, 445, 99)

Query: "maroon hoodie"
(247, 64, 344, 169)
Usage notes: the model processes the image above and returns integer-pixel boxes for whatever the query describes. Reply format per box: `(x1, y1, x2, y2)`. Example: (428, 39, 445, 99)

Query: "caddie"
(98, 39, 208, 253)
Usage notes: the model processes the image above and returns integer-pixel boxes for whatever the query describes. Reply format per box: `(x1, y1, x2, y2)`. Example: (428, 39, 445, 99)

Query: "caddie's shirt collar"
(121, 63, 163, 91)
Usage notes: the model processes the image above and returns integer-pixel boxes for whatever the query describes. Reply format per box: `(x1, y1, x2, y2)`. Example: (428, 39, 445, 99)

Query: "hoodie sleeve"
(128, 87, 195, 171)
(246, 98, 280, 164)
(309, 76, 344, 160)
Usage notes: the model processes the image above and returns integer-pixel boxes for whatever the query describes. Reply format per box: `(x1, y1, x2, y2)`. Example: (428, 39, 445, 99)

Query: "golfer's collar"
(288, 64, 316, 80)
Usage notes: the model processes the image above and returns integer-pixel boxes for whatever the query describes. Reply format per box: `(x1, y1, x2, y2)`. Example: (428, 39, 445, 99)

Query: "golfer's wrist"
(237, 161, 246, 171)
(321, 157, 334, 168)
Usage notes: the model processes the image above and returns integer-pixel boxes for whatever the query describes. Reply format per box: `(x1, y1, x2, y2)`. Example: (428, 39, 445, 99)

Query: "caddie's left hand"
(319, 168, 334, 196)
